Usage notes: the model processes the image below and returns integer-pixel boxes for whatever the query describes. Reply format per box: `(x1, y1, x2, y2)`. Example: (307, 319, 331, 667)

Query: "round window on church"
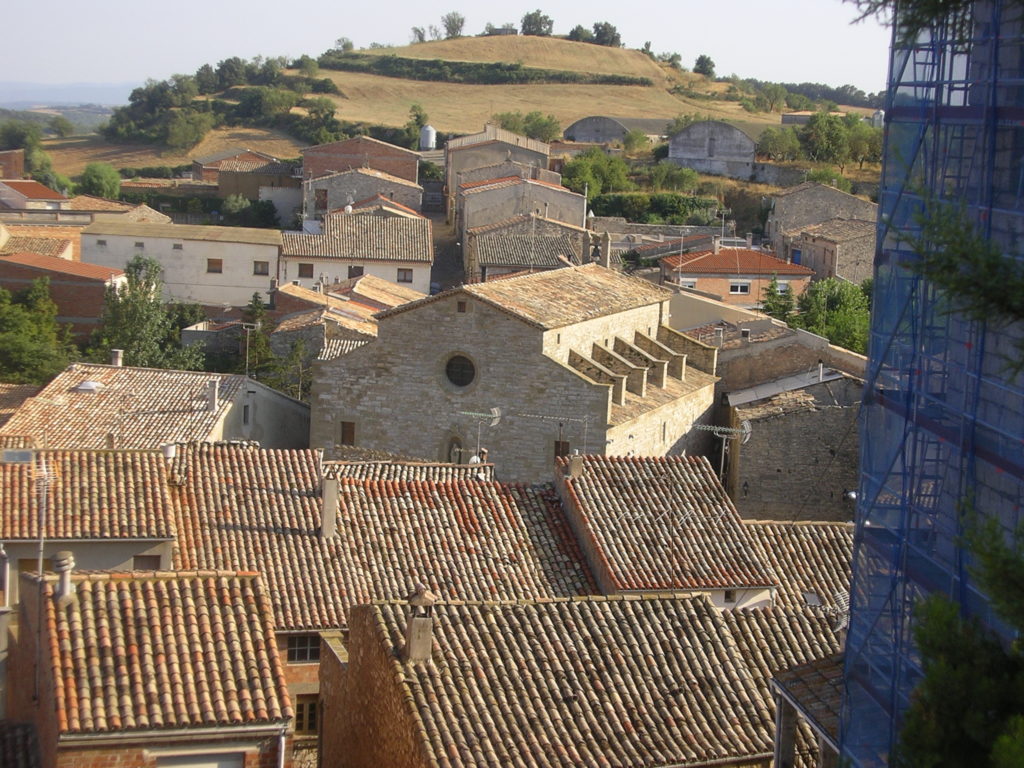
(445, 355, 476, 388)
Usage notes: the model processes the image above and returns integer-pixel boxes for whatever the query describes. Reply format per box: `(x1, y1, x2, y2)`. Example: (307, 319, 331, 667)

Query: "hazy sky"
(8, 0, 892, 93)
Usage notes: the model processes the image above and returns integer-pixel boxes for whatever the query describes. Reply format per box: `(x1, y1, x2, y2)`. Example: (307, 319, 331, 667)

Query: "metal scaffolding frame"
(841, 2, 1024, 764)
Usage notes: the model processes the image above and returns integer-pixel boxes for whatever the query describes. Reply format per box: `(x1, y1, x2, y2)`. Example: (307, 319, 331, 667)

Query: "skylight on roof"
(72, 380, 105, 393)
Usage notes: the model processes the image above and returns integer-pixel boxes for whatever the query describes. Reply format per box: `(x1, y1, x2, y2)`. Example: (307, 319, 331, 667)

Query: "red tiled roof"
(0, 236, 73, 259)
(347, 193, 424, 218)
(282, 214, 432, 263)
(172, 442, 594, 630)
(34, 570, 291, 734)
(65, 194, 134, 212)
(0, 252, 121, 280)
(1, 180, 65, 200)
(458, 175, 521, 190)
(0, 382, 40, 428)
(309, 166, 422, 189)
(303, 134, 420, 157)
(557, 455, 778, 591)
(0, 449, 176, 540)
(661, 248, 814, 276)
(0, 364, 244, 449)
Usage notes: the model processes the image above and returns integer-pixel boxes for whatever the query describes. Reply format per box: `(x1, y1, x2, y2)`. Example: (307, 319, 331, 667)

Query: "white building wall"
(81, 233, 280, 307)
(280, 256, 431, 295)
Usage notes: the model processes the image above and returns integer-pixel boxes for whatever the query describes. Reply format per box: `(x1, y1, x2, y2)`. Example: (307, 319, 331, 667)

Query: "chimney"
(322, 476, 339, 538)
(599, 232, 612, 269)
(207, 379, 220, 412)
(745, 232, 753, 248)
(161, 443, 177, 460)
(712, 236, 721, 255)
(403, 584, 438, 663)
(741, 328, 751, 342)
(110, 348, 124, 367)
(105, 432, 116, 450)
(568, 451, 584, 479)
(53, 550, 75, 606)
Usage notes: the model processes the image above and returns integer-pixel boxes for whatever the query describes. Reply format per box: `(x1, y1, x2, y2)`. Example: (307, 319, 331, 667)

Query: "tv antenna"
(692, 420, 751, 478)
(458, 407, 502, 458)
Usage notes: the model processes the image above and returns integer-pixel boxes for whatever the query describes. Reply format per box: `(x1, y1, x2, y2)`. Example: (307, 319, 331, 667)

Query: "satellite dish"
(489, 407, 502, 427)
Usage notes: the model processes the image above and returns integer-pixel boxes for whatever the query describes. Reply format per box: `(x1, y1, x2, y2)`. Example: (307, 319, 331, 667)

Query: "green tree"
(760, 83, 788, 112)
(90, 255, 204, 370)
(441, 11, 465, 38)
(164, 110, 215, 150)
(694, 54, 716, 78)
(238, 293, 275, 378)
(520, 9, 553, 36)
(806, 168, 852, 193)
(296, 55, 319, 77)
(666, 113, 701, 136)
(791, 277, 869, 353)
(757, 126, 803, 161)
(848, 121, 883, 168)
(567, 25, 594, 43)
(758, 275, 795, 323)
(410, 26, 427, 43)
(78, 162, 121, 199)
(404, 103, 429, 146)
(491, 110, 560, 142)
(649, 162, 698, 192)
(216, 57, 248, 88)
(333, 37, 355, 53)
(195, 63, 219, 94)
(801, 111, 851, 169)
(0, 278, 75, 384)
(622, 129, 651, 155)
(48, 115, 75, 138)
(562, 147, 632, 196)
(591, 21, 621, 47)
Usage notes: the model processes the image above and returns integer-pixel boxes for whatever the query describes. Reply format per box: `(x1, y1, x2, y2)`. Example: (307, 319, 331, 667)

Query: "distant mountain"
(0, 81, 138, 107)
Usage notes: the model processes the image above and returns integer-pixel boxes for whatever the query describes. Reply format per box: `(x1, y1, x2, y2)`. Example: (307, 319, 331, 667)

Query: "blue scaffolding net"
(841, 2, 1024, 765)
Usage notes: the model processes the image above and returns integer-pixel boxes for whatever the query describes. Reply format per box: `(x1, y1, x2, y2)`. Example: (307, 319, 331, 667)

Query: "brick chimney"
(110, 348, 124, 367)
(322, 476, 339, 538)
(402, 584, 438, 663)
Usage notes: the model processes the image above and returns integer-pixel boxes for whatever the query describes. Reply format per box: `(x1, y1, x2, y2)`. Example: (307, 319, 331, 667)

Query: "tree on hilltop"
(592, 21, 621, 47)
(694, 54, 716, 78)
(521, 10, 553, 36)
(442, 11, 465, 38)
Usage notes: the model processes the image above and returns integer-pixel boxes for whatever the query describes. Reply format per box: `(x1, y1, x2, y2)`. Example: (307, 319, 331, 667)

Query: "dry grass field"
(44, 127, 305, 176)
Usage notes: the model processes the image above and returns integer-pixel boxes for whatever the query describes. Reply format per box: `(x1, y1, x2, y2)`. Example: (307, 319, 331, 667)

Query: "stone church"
(310, 264, 719, 482)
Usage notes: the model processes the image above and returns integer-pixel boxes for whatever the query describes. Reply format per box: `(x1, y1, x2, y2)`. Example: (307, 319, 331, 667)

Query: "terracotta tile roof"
(0, 449, 176, 540)
(303, 134, 420, 158)
(326, 461, 494, 482)
(172, 443, 594, 630)
(65, 194, 134, 212)
(458, 174, 521, 191)
(33, 570, 291, 734)
(0, 252, 121, 280)
(0, 435, 36, 449)
(461, 176, 576, 196)
(0, 721, 39, 768)
(4, 224, 82, 260)
(661, 248, 815, 276)
(744, 521, 853, 612)
(309, 166, 423, 190)
(119, 203, 172, 223)
(446, 125, 550, 156)
(476, 234, 579, 269)
(798, 217, 876, 242)
(0, 383, 40, 428)
(0, 236, 72, 259)
(557, 455, 777, 591)
(218, 159, 296, 175)
(362, 595, 778, 767)
(466, 213, 586, 237)
(348, 194, 424, 218)
(275, 282, 352, 311)
(326, 273, 425, 308)
(772, 653, 845, 746)
(378, 264, 668, 329)
(282, 215, 432, 263)
(81, 221, 282, 246)
(0, 364, 244, 450)
(194, 148, 278, 165)
(0, 180, 65, 200)
(317, 337, 372, 360)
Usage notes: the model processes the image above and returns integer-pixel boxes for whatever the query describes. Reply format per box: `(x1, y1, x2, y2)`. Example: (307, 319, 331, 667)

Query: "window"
(729, 282, 751, 295)
(295, 694, 319, 736)
(554, 440, 571, 459)
(678, 280, 697, 289)
(397, 268, 413, 284)
(339, 421, 355, 446)
(347, 265, 364, 279)
(243, 404, 250, 425)
(134, 242, 144, 249)
(777, 281, 791, 293)
(96, 239, 106, 247)
(206, 258, 223, 274)
(287, 634, 321, 663)
(172, 243, 183, 251)
(708, 135, 716, 157)
(133, 555, 161, 570)
(253, 260, 269, 276)
(314, 188, 328, 212)
(457, 300, 467, 313)
(298, 263, 314, 279)
(724, 589, 737, 604)
(445, 355, 475, 387)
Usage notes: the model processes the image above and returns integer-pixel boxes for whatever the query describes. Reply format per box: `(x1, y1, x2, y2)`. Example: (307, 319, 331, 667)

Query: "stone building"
(455, 176, 585, 246)
(660, 244, 814, 308)
(764, 182, 878, 261)
(301, 135, 420, 183)
(444, 124, 550, 185)
(303, 167, 423, 219)
(563, 115, 671, 143)
(668, 120, 756, 178)
(191, 147, 278, 183)
(452, 159, 561, 189)
(217, 158, 300, 200)
(310, 264, 719, 483)
(725, 371, 863, 521)
(463, 213, 587, 281)
(793, 218, 877, 284)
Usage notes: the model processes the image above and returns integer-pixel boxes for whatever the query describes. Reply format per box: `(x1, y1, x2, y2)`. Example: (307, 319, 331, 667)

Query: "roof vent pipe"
(322, 476, 339, 538)
(110, 349, 124, 367)
(161, 443, 177, 460)
(712, 236, 721, 255)
(568, 451, 584, 479)
(53, 550, 75, 606)
(207, 379, 220, 412)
